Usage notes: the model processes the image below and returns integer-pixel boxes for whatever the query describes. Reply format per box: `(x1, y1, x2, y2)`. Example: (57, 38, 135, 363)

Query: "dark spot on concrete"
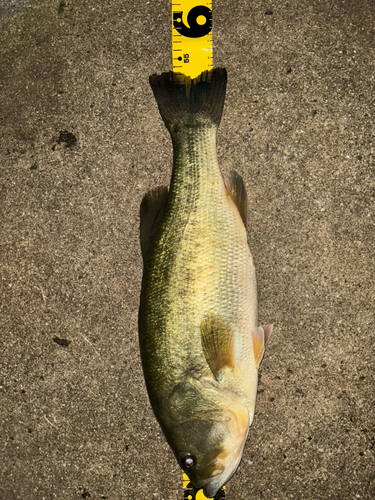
(265, 10, 273, 15)
(81, 489, 91, 499)
(269, 397, 275, 401)
(311, 110, 318, 116)
(30, 163, 38, 170)
(57, 130, 77, 148)
(356, 155, 362, 160)
(287, 67, 292, 74)
(58, 1, 66, 15)
(52, 336, 71, 347)
(27, 428, 32, 433)
(125, 445, 129, 451)
(287, 368, 293, 374)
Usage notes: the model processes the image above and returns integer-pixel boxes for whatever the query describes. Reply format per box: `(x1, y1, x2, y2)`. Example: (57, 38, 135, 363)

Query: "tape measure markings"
(171, 0, 213, 82)
(182, 471, 226, 499)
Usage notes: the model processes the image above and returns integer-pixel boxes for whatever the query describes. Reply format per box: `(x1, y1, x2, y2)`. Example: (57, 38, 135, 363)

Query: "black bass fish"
(139, 68, 272, 497)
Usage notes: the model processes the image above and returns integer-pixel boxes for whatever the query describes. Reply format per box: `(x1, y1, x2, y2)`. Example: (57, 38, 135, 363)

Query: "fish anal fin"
(224, 171, 248, 229)
(251, 325, 273, 369)
(201, 315, 239, 380)
(140, 186, 168, 261)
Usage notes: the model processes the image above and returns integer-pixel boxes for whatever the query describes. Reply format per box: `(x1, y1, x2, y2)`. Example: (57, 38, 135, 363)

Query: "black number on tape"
(173, 6, 212, 38)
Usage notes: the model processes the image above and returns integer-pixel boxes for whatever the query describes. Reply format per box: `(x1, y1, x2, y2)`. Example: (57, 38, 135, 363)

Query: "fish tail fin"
(149, 68, 227, 129)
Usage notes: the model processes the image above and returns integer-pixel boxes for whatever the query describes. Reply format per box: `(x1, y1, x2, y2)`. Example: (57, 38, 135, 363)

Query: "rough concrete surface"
(0, 0, 374, 499)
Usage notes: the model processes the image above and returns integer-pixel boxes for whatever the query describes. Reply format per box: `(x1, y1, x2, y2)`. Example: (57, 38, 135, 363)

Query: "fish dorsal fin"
(140, 186, 168, 261)
(251, 325, 273, 369)
(200, 315, 240, 380)
(224, 171, 248, 229)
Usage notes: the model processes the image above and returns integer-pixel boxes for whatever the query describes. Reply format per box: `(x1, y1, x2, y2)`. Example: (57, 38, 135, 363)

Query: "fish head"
(165, 391, 250, 497)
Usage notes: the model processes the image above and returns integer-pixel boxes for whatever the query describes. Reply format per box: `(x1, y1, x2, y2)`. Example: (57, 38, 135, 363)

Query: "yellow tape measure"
(172, 0, 213, 83)
(182, 472, 226, 499)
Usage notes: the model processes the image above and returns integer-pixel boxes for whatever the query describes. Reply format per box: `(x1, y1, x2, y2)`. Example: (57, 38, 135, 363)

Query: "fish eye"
(181, 453, 195, 469)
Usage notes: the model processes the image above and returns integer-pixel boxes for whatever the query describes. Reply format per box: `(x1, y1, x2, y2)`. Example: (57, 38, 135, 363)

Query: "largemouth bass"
(139, 68, 272, 498)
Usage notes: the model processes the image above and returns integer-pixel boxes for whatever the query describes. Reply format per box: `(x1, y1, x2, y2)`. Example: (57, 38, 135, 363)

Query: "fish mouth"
(188, 458, 224, 493)
(191, 473, 223, 499)
(202, 479, 223, 499)
(200, 455, 238, 498)
(201, 418, 250, 497)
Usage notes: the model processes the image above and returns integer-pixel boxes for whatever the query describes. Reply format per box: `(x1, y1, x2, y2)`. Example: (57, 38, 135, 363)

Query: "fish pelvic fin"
(140, 186, 169, 261)
(224, 171, 249, 229)
(200, 314, 240, 380)
(251, 325, 273, 369)
(149, 68, 227, 130)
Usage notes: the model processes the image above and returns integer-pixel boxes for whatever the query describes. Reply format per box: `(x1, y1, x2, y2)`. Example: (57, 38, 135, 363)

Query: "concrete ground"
(0, 0, 374, 499)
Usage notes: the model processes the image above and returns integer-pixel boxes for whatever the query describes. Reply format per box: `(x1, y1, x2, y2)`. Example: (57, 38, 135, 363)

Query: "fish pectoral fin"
(251, 325, 273, 369)
(224, 171, 248, 229)
(200, 315, 240, 380)
(140, 186, 169, 260)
